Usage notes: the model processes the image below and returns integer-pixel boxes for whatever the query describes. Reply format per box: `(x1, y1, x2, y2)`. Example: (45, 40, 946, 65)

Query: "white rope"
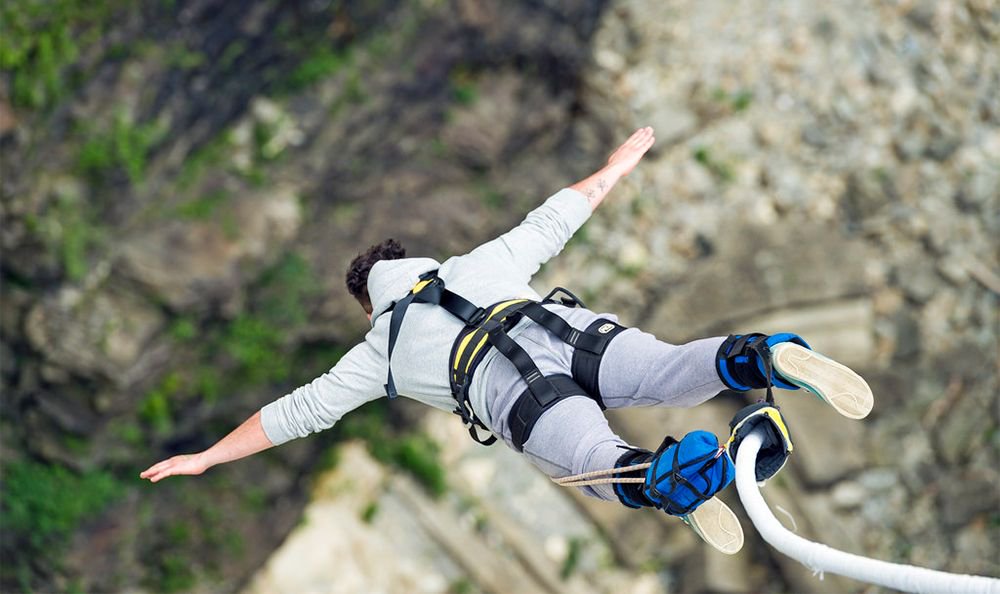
(552, 462, 651, 485)
(735, 430, 1000, 594)
(557, 477, 645, 488)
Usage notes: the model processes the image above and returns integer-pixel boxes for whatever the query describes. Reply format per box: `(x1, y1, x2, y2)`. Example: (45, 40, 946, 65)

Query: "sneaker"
(771, 342, 874, 419)
(681, 496, 744, 555)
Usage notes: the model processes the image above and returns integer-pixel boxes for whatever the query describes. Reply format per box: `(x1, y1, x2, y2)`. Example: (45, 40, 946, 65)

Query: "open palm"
(607, 126, 655, 176)
(140, 454, 207, 483)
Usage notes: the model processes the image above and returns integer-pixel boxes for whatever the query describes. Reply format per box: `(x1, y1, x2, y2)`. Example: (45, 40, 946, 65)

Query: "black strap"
(518, 303, 610, 354)
(384, 290, 419, 399)
(645, 436, 721, 515)
(384, 270, 441, 399)
(487, 325, 553, 405)
(541, 286, 587, 308)
(450, 304, 528, 391)
(507, 374, 587, 452)
(571, 318, 628, 400)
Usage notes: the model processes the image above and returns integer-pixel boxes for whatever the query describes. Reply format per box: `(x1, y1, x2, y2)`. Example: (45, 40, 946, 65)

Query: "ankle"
(613, 448, 654, 508)
(715, 333, 810, 391)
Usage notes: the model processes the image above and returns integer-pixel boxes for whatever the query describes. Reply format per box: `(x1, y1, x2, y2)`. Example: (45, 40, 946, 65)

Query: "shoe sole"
(683, 496, 744, 555)
(771, 343, 874, 419)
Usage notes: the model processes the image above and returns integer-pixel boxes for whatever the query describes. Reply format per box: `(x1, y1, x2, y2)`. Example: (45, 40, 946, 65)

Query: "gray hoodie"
(260, 188, 593, 445)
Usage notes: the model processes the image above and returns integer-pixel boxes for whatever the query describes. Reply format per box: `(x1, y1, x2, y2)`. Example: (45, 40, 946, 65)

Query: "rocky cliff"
(2, 0, 997, 593)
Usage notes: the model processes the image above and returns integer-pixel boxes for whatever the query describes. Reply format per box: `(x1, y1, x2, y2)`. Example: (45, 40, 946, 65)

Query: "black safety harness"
(382, 270, 627, 450)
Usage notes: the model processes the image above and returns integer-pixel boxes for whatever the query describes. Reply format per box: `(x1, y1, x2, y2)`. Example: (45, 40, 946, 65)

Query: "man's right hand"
(140, 453, 209, 483)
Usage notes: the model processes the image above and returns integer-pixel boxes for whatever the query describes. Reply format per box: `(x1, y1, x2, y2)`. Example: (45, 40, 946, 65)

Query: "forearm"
(569, 164, 624, 211)
(200, 411, 274, 469)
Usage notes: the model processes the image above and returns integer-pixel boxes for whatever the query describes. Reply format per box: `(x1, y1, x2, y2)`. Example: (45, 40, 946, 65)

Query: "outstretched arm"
(570, 126, 655, 211)
(461, 127, 656, 282)
(139, 411, 273, 483)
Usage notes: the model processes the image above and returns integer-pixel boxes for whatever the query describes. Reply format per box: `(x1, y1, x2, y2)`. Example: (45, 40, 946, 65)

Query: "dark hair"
(346, 238, 406, 312)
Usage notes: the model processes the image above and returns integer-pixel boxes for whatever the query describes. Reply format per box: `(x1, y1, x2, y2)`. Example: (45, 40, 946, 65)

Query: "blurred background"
(1, 0, 997, 592)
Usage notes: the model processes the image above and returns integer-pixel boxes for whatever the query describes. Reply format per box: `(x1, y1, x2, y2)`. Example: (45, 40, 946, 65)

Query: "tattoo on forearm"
(586, 188, 597, 201)
(598, 178, 607, 193)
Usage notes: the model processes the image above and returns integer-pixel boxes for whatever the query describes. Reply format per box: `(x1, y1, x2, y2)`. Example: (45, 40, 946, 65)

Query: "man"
(141, 127, 873, 554)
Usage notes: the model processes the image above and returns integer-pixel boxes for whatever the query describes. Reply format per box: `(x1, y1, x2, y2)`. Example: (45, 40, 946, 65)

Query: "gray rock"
(937, 471, 1000, 529)
(801, 123, 830, 148)
(841, 169, 896, 227)
(118, 190, 301, 312)
(645, 103, 698, 146)
(24, 285, 165, 384)
(935, 385, 995, 466)
(734, 298, 875, 367)
(830, 480, 867, 509)
(779, 394, 868, 486)
(645, 221, 869, 340)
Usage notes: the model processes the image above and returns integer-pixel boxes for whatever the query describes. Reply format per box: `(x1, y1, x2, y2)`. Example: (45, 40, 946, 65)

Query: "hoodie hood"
(368, 257, 440, 325)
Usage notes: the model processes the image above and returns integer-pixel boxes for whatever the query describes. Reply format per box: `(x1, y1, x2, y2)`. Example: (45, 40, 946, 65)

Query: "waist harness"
(382, 270, 627, 450)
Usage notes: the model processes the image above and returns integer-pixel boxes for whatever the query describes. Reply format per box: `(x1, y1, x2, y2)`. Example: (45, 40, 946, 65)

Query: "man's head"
(346, 238, 406, 316)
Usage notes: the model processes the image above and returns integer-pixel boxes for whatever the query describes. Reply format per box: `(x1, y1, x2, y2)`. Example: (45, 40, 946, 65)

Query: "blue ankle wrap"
(716, 333, 811, 392)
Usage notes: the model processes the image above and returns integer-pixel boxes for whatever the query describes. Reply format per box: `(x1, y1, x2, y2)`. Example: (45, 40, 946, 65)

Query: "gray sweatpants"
(481, 307, 727, 501)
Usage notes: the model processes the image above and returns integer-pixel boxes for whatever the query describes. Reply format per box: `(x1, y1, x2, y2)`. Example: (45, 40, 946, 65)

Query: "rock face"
(2, 0, 997, 592)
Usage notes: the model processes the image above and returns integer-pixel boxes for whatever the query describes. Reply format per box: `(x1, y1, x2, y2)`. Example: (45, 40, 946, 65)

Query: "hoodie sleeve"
(259, 338, 385, 445)
(464, 188, 591, 283)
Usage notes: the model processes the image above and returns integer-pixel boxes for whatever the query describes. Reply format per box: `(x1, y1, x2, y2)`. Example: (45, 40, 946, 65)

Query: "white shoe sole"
(771, 343, 874, 419)
(683, 496, 744, 555)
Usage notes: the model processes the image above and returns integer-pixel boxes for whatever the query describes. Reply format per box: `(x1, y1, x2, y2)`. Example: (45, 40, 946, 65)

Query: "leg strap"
(508, 374, 592, 452)
(571, 318, 628, 399)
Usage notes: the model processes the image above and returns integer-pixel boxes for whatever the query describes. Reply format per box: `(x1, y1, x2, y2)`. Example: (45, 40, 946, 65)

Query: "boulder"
(118, 189, 301, 313)
(24, 285, 165, 385)
(645, 221, 870, 341)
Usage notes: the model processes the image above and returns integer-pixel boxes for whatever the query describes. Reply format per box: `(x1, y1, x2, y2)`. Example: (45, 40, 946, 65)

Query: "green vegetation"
(281, 45, 350, 94)
(711, 87, 754, 112)
(220, 315, 290, 384)
(139, 372, 182, 434)
(109, 418, 145, 447)
(731, 90, 754, 111)
(153, 251, 326, 416)
(138, 481, 248, 593)
(175, 190, 230, 220)
(177, 133, 233, 190)
(147, 551, 197, 593)
(213, 251, 320, 385)
(449, 578, 476, 594)
(449, 67, 478, 106)
(167, 317, 198, 341)
(560, 537, 585, 580)
(255, 251, 319, 327)
(77, 111, 167, 185)
(0, 0, 133, 109)
(389, 433, 448, 497)
(1, 460, 124, 588)
(361, 501, 379, 524)
(338, 401, 449, 498)
(26, 192, 104, 281)
(476, 180, 506, 211)
(56, 197, 98, 281)
(692, 145, 735, 183)
(165, 41, 204, 70)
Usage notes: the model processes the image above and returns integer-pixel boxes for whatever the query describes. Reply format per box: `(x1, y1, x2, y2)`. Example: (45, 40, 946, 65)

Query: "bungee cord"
(733, 430, 1000, 594)
(550, 429, 1000, 593)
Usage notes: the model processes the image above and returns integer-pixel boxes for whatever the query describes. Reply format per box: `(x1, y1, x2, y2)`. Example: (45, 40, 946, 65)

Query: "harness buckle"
(468, 307, 488, 327)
